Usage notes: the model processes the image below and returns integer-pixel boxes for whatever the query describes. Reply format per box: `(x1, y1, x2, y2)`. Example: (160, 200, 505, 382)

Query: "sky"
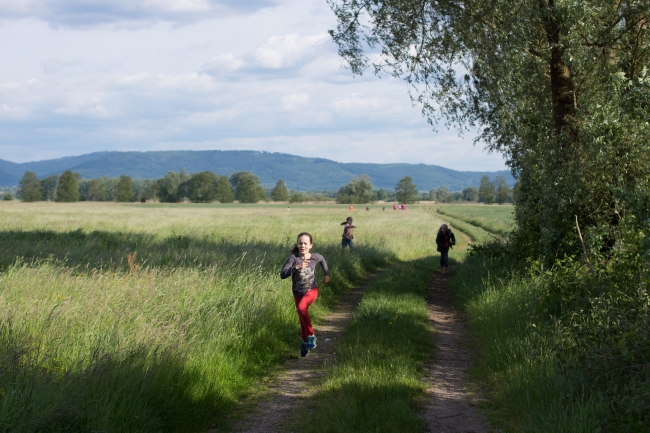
(0, 0, 507, 171)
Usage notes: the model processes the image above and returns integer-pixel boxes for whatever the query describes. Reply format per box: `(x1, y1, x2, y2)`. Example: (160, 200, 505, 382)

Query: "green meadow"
(0, 202, 447, 432)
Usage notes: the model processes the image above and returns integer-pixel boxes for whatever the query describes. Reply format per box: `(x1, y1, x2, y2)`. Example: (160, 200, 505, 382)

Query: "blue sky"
(0, 0, 507, 170)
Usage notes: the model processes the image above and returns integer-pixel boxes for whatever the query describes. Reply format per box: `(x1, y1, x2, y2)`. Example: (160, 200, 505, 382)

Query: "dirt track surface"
(421, 268, 491, 433)
(222, 276, 373, 433)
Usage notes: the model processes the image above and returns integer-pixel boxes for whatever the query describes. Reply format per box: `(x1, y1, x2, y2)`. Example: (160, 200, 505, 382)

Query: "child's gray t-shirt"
(280, 253, 330, 297)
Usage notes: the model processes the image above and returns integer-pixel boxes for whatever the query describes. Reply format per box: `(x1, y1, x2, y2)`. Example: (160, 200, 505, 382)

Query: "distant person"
(366, 207, 369, 211)
(287, 206, 290, 211)
(402, 204, 407, 211)
(341, 216, 356, 250)
(393, 203, 397, 210)
(382, 206, 386, 211)
(280, 232, 330, 357)
(349, 205, 354, 211)
(435, 224, 456, 271)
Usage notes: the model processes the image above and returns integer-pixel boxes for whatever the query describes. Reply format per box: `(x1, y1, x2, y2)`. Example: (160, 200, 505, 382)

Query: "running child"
(341, 216, 356, 249)
(280, 232, 330, 357)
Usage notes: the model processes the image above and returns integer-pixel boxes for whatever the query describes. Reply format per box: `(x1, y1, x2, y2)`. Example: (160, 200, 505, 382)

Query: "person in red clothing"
(280, 232, 330, 357)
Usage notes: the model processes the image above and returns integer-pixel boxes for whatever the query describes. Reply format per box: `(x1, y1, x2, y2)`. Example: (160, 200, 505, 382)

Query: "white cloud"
(0, 0, 508, 172)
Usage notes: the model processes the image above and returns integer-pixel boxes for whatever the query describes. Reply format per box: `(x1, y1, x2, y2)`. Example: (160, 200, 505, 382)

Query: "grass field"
(436, 204, 515, 237)
(0, 202, 447, 432)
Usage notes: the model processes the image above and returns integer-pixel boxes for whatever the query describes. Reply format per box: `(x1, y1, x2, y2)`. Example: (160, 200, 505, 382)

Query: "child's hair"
(291, 232, 313, 253)
(340, 216, 353, 225)
(437, 224, 449, 234)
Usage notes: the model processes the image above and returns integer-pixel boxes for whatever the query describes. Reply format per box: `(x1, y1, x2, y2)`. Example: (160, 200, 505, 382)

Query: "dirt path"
(223, 272, 379, 433)
(421, 267, 491, 433)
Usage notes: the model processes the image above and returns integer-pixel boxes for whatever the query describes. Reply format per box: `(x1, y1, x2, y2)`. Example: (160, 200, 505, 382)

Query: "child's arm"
(319, 255, 331, 285)
(280, 255, 297, 279)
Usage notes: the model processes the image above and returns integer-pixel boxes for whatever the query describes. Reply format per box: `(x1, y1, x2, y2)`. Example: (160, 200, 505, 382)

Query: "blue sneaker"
(300, 343, 309, 357)
(305, 335, 317, 350)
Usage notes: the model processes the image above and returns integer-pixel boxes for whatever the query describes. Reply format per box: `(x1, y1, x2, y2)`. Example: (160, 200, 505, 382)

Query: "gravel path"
(221, 272, 379, 433)
(421, 267, 491, 433)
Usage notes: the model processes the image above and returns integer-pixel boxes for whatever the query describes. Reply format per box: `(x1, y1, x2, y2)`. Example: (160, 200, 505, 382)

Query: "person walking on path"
(280, 233, 330, 357)
(435, 224, 456, 271)
(393, 203, 397, 210)
(341, 216, 356, 250)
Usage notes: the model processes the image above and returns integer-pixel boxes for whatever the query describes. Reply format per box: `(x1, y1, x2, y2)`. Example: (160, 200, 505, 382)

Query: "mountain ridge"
(0, 150, 514, 191)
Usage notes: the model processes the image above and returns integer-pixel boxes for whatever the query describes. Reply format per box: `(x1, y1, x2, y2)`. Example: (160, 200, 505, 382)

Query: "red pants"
(294, 289, 318, 342)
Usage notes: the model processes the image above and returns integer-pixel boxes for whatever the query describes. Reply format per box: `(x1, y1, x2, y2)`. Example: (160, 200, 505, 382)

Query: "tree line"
(13, 169, 511, 204)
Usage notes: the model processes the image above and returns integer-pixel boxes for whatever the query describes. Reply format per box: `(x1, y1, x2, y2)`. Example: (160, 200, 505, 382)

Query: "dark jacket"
(435, 230, 456, 252)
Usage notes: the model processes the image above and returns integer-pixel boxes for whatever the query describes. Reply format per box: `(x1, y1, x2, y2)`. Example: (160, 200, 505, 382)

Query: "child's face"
(297, 235, 312, 255)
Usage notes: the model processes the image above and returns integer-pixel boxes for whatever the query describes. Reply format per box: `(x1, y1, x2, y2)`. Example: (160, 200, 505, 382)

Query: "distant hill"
(0, 150, 515, 191)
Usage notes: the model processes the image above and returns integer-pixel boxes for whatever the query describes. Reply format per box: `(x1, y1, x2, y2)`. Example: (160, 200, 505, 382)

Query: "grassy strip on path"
(292, 256, 438, 433)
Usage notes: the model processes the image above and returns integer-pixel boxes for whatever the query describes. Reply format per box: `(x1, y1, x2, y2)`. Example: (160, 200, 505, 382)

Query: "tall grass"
(0, 202, 444, 431)
(449, 253, 604, 432)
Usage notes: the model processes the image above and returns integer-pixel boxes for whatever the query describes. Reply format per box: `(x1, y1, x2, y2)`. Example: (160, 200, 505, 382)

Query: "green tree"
(495, 175, 511, 205)
(18, 171, 42, 202)
(115, 175, 135, 202)
(215, 176, 234, 203)
(289, 191, 308, 203)
(462, 186, 479, 202)
(40, 175, 58, 201)
(271, 180, 289, 201)
(86, 179, 100, 201)
(376, 188, 389, 201)
(432, 185, 450, 203)
(189, 171, 218, 203)
(55, 171, 79, 202)
(2, 193, 14, 201)
(157, 171, 182, 203)
(335, 175, 375, 204)
(329, 0, 650, 258)
(478, 175, 496, 205)
(395, 176, 417, 204)
(230, 172, 266, 203)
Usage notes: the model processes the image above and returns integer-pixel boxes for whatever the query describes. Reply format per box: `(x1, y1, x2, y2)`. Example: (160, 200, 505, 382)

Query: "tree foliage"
(462, 186, 479, 202)
(55, 171, 79, 202)
(115, 175, 135, 202)
(495, 175, 511, 205)
(478, 175, 496, 205)
(336, 175, 375, 204)
(18, 171, 42, 202)
(271, 180, 289, 201)
(395, 176, 417, 204)
(189, 171, 218, 203)
(230, 172, 266, 203)
(40, 175, 58, 201)
(157, 171, 182, 203)
(329, 0, 650, 257)
(215, 176, 234, 203)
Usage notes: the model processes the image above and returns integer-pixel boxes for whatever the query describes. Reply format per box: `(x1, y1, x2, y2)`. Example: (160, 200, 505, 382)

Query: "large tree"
(18, 171, 42, 202)
(478, 175, 496, 205)
(230, 172, 266, 203)
(40, 175, 58, 201)
(271, 180, 289, 202)
(495, 175, 511, 205)
(329, 0, 650, 257)
(336, 175, 375, 204)
(55, 171, 79, 202)
(115, 175, 135, 202)
(395, 176, 418, 204)
(189, 171, 218, 203)
(215, 176, 234, 203)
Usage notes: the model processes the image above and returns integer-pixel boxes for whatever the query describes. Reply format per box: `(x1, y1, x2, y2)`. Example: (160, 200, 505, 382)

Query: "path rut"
(421, 268, 491, 433)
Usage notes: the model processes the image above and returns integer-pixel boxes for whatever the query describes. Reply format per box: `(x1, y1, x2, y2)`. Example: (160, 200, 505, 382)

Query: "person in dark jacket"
(435, 224, 456, 271)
